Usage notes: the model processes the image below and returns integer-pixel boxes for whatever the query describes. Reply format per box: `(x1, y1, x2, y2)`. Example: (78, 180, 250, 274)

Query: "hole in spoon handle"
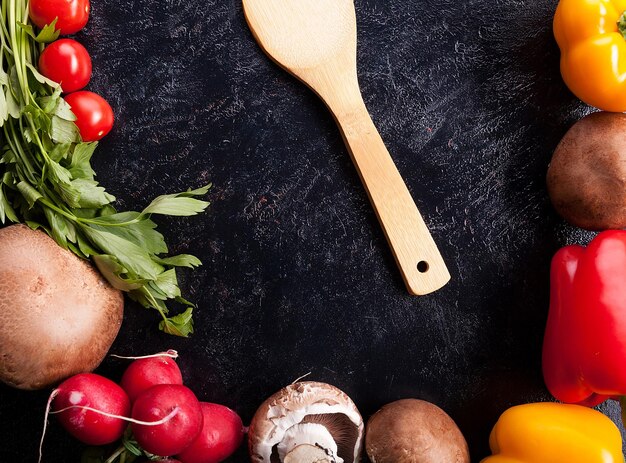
(400, 238, 450, 295)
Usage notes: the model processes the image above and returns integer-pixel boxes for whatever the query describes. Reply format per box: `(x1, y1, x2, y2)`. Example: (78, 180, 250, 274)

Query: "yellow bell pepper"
(554, 0, 626, 111)
(481, 402, 623, 463)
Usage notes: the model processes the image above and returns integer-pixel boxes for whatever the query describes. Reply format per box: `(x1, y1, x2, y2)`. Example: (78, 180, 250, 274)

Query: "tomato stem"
(618, 11, 626, 40)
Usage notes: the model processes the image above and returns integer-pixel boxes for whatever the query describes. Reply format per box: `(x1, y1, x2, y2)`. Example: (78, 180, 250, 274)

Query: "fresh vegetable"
(45, 370, 203, 463)
(29, 0, 90, 35)
(64, 90, 113, 141)
(248, 381, 364, 463)
(177, 403, 245, 463)
(365, 399, 469, 463)
(547, 112, 626, 230)
(1, 0, 210, 336)
(132, 384, 204, 456)
(481, 402, 623, 462)
(120, 351, 183, 403)
(51, 373, 130, 446)
(0, 224, 123, 389)
(39, 38, 92, 93)
(542, 230, 626, 408)
(554, 0, 626, 111)
(96, 352, 245, 463)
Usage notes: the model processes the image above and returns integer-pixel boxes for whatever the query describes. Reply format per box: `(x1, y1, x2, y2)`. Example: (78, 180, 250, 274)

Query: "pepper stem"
(620, 396, 626, 427)
(618, 11, 626, 40)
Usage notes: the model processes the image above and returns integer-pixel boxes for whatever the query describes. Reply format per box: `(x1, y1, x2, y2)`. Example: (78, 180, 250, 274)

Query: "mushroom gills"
(277, 423, 343, 463)
(249, 382, 364, 463)
(302, 413, 360, 461)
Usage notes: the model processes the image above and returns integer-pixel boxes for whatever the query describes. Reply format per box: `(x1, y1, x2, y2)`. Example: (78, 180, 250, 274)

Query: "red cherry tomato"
(39, 39, 92, 93)
(30, 0, 90, 35)
(65, 91, 114, 141)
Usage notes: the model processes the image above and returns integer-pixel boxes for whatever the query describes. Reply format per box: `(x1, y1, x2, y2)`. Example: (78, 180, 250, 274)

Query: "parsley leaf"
(18, 18, 60, 43)
(0, 0, 210, 336)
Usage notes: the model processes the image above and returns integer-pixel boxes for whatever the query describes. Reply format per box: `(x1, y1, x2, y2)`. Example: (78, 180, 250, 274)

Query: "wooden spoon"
(243, 0, 450, 295)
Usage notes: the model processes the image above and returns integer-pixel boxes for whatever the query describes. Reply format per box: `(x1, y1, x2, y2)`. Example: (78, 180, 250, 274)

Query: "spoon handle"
(334, 98, 450, 295)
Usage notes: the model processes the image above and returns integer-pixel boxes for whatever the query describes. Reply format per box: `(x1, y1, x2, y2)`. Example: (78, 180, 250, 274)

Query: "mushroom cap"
(365, 399, 470, 463)
(248, 381, 364, 463)
(0, 225, 124, 389)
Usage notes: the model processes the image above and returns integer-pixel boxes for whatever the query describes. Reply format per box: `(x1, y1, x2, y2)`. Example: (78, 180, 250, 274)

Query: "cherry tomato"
(30, 0, 90, 35)
(65, 91, 114, 142)
(39, 39, 92, 93)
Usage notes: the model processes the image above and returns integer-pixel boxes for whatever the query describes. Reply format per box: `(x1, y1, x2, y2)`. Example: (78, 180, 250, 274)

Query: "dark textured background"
(0, 0, 622, 461)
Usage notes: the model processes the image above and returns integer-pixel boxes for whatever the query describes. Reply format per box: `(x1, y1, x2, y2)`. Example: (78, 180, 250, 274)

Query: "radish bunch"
(42, 351, 245, 463)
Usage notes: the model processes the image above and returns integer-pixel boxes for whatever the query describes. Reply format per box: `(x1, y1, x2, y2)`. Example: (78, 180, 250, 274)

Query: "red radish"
(132, 384, 203, 456)
(177, 403, 245, 463)
(120, 352, 183, 402)
(51, 373, 130, 445)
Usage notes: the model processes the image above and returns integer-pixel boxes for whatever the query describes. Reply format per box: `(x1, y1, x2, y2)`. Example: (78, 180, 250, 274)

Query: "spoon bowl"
(244, 0, 355, 70)
(243, 0, 450, 295)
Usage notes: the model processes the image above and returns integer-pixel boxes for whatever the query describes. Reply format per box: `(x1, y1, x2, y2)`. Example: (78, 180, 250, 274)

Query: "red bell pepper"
(543, 230, 626, 407)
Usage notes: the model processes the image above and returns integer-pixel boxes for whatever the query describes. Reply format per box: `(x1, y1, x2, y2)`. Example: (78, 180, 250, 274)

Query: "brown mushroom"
(547, 111, 626, 230)
(0, 224, 124, 389)
(365, 399, 469, 463)
(248, 381, 364, 463)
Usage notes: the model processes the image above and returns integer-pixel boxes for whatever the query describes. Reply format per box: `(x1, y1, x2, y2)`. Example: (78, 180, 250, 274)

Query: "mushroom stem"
(285, 444, 335, 463)
(278, 423, 343, 463)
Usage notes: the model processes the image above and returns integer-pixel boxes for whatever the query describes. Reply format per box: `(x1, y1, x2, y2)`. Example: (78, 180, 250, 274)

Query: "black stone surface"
(1, 0, 623, 461)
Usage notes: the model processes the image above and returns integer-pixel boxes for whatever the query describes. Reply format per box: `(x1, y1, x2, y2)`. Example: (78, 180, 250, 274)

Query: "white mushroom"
(248, 381, 364, 463)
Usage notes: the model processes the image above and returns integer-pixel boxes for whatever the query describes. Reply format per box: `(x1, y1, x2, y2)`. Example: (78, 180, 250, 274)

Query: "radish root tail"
(50, 405, 181, 426)
(39, 388, 60, 463)
(109, 349, 178, 360)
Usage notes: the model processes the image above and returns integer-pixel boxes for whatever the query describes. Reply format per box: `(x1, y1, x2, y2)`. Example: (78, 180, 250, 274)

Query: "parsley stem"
(20, 0, 28, 27)
(143, 289, 169, 323)
(0, 0, 208, 336)
(38, 196, 78, 221)
(0, 3, 8, 60)
(8, 0, 27, 103)
(80, 215, 144, 227)
(0, 2, 13, 62)
(18, 2, 28, 94)
(5, 122, 36, 183)
(17, 116, 44, 166)
(24, 111, 52, 163)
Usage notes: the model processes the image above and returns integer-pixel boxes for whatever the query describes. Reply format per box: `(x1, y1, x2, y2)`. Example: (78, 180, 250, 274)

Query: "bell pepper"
(554, 0, 626, 111)
(542, 230, 626, 407)
(481, 402, 623, 462)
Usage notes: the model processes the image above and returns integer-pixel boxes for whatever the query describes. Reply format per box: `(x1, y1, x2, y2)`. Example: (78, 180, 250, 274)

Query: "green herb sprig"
(0, 0, 209, 336)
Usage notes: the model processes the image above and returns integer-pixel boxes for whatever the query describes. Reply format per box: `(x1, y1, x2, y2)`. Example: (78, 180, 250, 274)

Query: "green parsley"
(0, 0, 209, 336)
